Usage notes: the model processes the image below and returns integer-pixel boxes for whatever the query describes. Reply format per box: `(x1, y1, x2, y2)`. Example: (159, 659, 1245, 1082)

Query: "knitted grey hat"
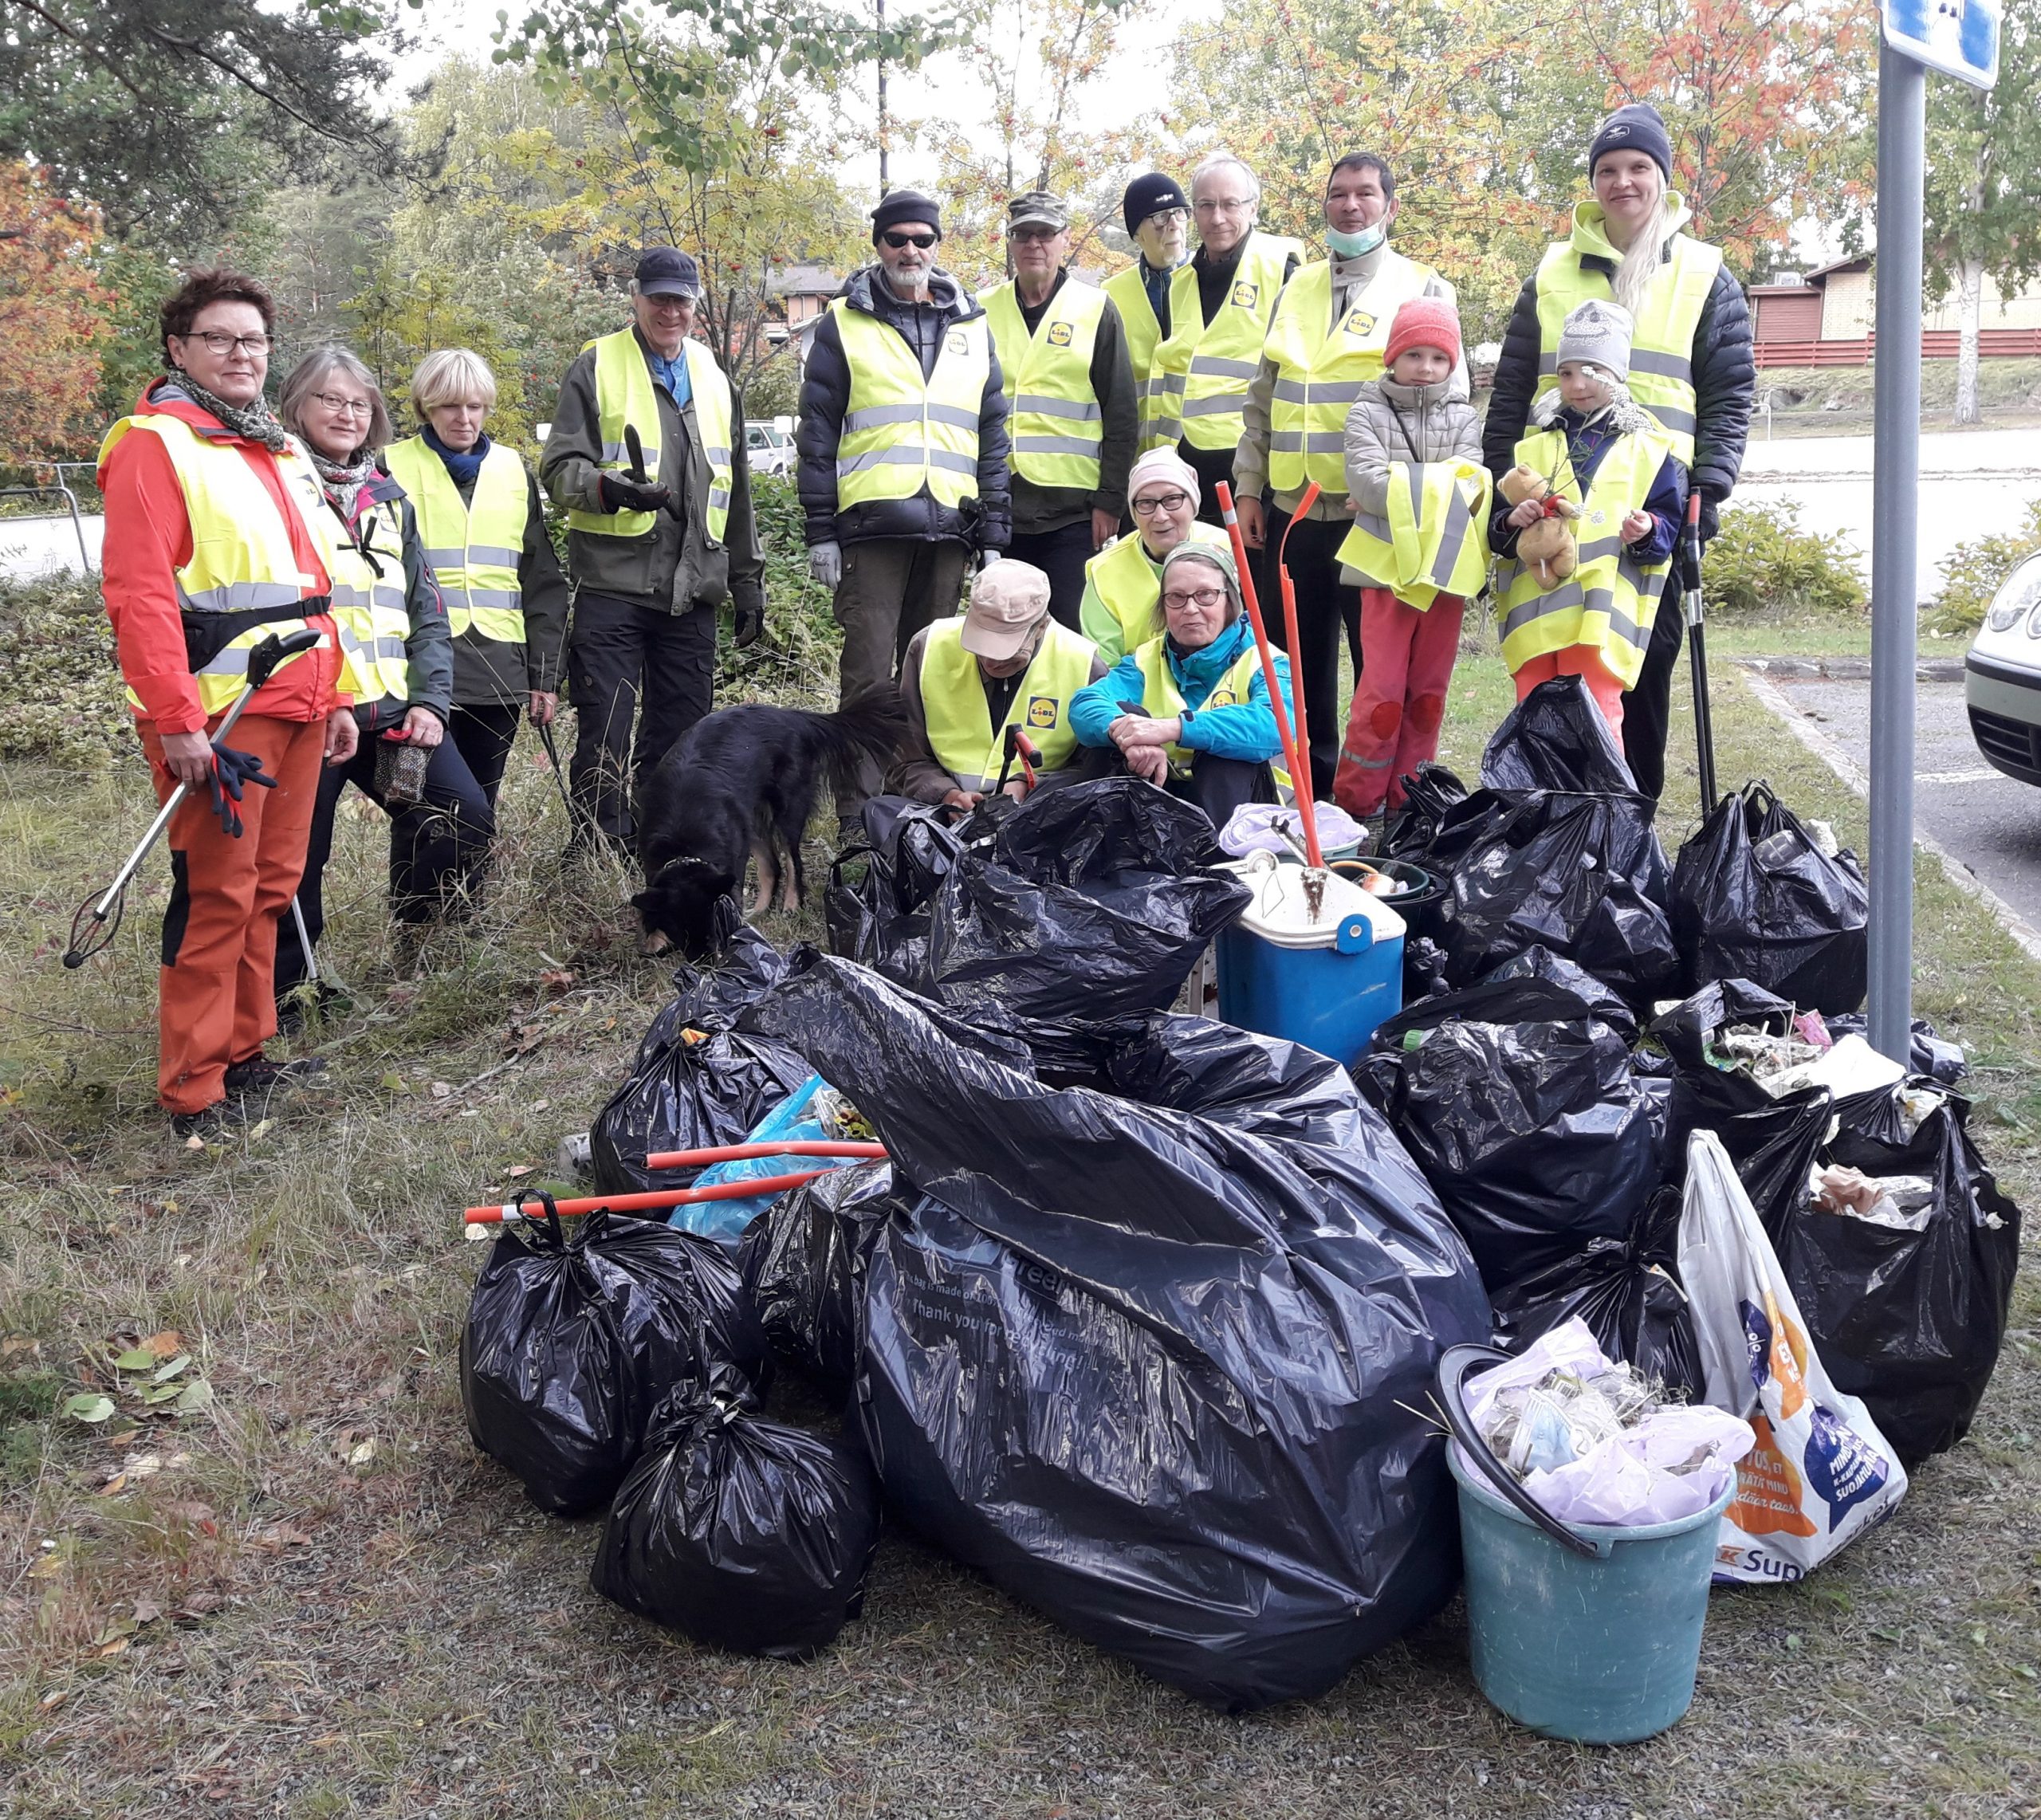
(1555, 299, 1635, 382)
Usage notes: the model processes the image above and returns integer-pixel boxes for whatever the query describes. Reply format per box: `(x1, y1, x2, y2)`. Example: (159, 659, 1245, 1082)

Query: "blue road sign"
(1883, 0, 2002, 88)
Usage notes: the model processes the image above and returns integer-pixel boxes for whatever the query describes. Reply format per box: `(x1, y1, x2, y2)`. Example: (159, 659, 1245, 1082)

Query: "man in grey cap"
(797, 188, 1012, 832)
(541, 246, 765, 853)
(979, 191, 1138, 631)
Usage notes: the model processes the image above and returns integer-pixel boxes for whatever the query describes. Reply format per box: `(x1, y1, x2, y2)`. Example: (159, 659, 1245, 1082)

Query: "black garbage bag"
(1480, 674, 1638, 794)
(1372, 1012, 1667, 1295)
(1381, 761, 1469, 863)
(1426, 788, 1678, 1006)
(590, 1386, 881, 1660)
(828, 777, 1249, 1024)
(1374, 943, 1638, 1049)
(1488, 1189, 1703, 1398)
(745, 955, 1489, 1712)
(737, 1161, 899, 1405)
(590, 926, 811, 1199)
(1824, 1012, 1968, 1084)
(1671, 782, 1869, 1012)
(824, 805, 965, 963)
(1773, 1078, 2022, 1462)
(459, 1201, 772, 1515)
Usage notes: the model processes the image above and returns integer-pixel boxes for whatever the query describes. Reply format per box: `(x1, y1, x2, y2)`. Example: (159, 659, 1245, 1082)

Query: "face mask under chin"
(1325, 220, 1386, 259)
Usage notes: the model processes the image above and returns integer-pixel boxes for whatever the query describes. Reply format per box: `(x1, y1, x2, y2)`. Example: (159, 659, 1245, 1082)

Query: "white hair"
(1190, 154, 1260, 204)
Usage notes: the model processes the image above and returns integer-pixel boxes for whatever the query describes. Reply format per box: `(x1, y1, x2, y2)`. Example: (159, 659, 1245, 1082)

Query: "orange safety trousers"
(137, 714, 324, 1112)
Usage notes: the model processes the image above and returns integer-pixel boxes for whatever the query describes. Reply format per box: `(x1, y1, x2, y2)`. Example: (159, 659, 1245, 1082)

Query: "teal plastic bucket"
(1446, 1443, 1732, 1744)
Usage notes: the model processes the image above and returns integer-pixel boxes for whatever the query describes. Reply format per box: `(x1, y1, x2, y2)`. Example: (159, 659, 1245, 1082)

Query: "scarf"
(423, 423, 490, 489)
(309, 448, 379, 498)
(161, 371, 290, 453)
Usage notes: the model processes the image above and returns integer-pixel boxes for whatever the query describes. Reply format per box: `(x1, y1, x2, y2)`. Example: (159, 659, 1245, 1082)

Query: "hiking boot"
(169, 1102, 240, 1144)
(223, 1054, 329, 1100)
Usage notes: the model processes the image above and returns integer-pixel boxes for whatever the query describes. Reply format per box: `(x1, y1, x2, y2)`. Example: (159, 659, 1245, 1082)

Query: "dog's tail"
(813, 685, 911, 799)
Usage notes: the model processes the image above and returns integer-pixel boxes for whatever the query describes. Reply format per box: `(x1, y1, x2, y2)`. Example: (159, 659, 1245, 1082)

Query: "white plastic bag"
(1677, 1130, 1909, 1583)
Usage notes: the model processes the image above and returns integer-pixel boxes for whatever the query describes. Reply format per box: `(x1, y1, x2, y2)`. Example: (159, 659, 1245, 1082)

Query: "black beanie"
(870, 188, 942, 242)
(1587, 103, 1673, 183)
(1122, 172, 1190, 236)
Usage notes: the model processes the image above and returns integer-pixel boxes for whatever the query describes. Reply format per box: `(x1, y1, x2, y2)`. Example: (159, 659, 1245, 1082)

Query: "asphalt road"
(1760, 670, 2041, 930)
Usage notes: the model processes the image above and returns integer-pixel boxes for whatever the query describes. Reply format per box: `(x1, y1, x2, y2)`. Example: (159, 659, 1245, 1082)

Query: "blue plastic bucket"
(1446, 1440, 1732, 1745)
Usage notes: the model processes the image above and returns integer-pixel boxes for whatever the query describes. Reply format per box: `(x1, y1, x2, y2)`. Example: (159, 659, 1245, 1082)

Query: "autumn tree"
(0, 161, 112, 468)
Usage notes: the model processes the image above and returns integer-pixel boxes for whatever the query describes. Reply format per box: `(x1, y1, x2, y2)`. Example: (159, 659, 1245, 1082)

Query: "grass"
(1756, 356, 2041, 438)
(2, 627, 2038, 1818)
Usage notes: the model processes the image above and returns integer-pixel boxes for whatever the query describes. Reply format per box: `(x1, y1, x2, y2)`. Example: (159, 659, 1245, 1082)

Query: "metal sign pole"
(1867, 40, 1926, 1063)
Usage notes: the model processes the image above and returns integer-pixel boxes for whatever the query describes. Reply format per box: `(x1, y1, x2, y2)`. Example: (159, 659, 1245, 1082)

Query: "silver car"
(745, 421, 793, 478)
(1965, 551, 2041, 786)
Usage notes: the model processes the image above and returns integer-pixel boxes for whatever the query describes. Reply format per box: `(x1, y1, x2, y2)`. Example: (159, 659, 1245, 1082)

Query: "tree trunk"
(1954, 256, 1984, 427)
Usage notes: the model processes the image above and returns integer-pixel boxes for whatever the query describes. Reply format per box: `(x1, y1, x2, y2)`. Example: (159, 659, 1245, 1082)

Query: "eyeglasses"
(1161, 587, 1225, 611)
(1140, 208, 1188, 230)
(184, 330, 271, 356)
(881, 230, 938, 250)
(1130, 491, 1192, 516)
(1009, 224, 1062, 243)
(310, 391, 375, 418)
(642, 293, 697, 310)
(1194, 196, 1255, 214)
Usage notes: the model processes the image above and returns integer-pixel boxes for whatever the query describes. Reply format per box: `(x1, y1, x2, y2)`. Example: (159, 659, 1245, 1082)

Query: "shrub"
(1925, 498, 2041, 635)
(717, 471, 842, 705)
(0, 573, 128, 768)
(1704, 500, 1866, 619)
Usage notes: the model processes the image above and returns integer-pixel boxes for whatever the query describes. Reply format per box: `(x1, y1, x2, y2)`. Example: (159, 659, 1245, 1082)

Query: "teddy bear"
(1498, 463, 1579, 588)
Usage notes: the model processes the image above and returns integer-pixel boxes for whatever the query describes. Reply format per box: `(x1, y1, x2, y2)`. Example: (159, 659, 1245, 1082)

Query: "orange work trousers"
(1512, 645, 1629, 741)
(138, 714, 324, 1113)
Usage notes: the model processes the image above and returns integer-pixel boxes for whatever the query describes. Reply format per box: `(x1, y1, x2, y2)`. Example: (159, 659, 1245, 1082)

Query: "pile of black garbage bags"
(1368, 677, 2020, 1467)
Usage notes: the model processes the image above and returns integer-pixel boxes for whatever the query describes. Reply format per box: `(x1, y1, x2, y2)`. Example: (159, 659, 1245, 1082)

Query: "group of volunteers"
(93, 97, 1750, 1141)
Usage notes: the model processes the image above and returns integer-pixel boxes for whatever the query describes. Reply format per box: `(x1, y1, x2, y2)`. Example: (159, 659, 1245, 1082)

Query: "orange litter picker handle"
(643, 1139, 888, 1171)
(1274, 482, 1325, 867)
(1213, 481, 1319, 867)
(461, 1170, 832, 1226)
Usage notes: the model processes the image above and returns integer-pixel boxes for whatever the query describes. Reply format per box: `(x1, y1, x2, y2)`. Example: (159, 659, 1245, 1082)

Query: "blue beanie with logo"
(1587, 103, 1673, 182)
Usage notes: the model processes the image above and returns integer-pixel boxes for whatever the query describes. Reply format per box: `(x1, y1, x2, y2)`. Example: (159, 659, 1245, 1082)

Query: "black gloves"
(599, 474, 673, 516)
(1696, 493, 1720, 544)
(733, 600, 765, 649)
(207, 744, 280, 839)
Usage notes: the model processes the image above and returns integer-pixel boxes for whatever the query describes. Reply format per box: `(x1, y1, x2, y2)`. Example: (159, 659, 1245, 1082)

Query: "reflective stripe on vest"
(564, 331, 734, 544)
(1129, 632, 1289, 789)
(1084, 522, 1233, 657)
(1336, 458, 1492, 609)
(1149, 231, 1302, 452)
(324, 494, 412, 706)
(834, 300, 991, 510)
(982, 277, 1108, 491)
(919, 616, 1095, 792)
(96, 411, 336, 716)
(1495, 423, 1677, 689)
(383, 435, 530, 646)
(1531, 230, 1721, 462)
(1103, 263, 1172, 453)
(1262, 252, 1436, 494)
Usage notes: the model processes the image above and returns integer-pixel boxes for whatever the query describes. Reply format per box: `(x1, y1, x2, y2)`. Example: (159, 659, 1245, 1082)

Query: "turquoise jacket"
(1069, 615, 1291, 763)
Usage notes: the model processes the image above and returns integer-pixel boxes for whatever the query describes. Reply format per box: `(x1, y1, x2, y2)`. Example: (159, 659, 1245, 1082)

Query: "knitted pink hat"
(1384, 296, 1462, 368)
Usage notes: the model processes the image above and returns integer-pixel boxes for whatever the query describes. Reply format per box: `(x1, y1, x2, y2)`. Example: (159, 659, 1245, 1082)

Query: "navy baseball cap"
(635, 247, 701, 299)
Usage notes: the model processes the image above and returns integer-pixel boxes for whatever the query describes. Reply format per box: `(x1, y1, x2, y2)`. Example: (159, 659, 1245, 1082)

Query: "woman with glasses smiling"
(269, 348, 496, 1005)
(1077, 447, 1233, 664)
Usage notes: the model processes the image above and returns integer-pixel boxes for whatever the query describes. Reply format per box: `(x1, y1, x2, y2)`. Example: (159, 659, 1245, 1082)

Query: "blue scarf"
(423, 423, 490, 489)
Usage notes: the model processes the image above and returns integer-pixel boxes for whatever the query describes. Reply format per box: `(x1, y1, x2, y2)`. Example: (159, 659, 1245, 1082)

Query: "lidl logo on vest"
(1025, 696, 1059, 729)
(1344, 310, 1377, 337)
(946, 328, 969, 354)
(1232, 281, 1260, 309)
(1047, 321, 1074, 346)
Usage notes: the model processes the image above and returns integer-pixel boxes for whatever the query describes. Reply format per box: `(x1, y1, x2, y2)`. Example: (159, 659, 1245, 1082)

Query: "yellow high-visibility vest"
(1262, 251, 1437, 495)
(1336, 458, 1492, 609)
(1496, 422, 1678, 688)
(322, 488, 412, 706)
(982, 277, 1108, 492)
(1148, 230, 1303, 453)
(1084, 522, 1233, 659)
(564, 329, 734, 543)
(1531, 202, 1721, 463)
(919, 616, 1095, 791)
(383, 435, 529, 647)
(1103, 263, 1173, 452)
(96, 411, 337, 717)
(832, 300, 991, 510)
(1130, 631, 1288, 789)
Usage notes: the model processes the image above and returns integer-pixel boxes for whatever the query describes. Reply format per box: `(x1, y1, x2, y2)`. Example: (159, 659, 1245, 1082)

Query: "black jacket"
(430, 450, 571, 710)
(1484, 240, 1752, 537)
(797, 265, 1012, 551)
(324, 471, 451, 737)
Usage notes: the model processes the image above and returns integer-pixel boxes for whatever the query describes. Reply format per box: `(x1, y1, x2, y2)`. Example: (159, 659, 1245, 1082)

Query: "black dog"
(633, 694, 906, 956)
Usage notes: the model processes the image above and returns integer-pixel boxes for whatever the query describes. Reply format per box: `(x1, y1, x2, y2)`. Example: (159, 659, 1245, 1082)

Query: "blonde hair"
(411, 348, 498, 417)
(1608, 169, 1673, 318)
(277, 348, 394, 457)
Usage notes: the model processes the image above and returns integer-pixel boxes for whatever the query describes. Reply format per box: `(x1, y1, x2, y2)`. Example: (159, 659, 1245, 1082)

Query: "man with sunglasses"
(541, 246, 765, 855)
(797, 188, 1013, 831)
(979, 191, 1138, 631)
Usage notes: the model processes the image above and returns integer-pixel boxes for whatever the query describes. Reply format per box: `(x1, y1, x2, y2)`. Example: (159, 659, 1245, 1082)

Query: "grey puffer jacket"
(1343, 375, 1484, 518)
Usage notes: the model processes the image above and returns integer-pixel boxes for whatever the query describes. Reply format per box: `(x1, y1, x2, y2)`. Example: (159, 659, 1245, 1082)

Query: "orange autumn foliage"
(0, 162, 113, 466)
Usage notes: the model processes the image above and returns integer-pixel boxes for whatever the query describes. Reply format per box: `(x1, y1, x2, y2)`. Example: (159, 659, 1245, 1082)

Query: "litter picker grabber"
(461, 1169, 836, 1227)
(1682, 492, 1719, 815)
(993, 725, 1040, 797)
(63, 627, 324, 969)
(643, 1139, 890, 1172)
